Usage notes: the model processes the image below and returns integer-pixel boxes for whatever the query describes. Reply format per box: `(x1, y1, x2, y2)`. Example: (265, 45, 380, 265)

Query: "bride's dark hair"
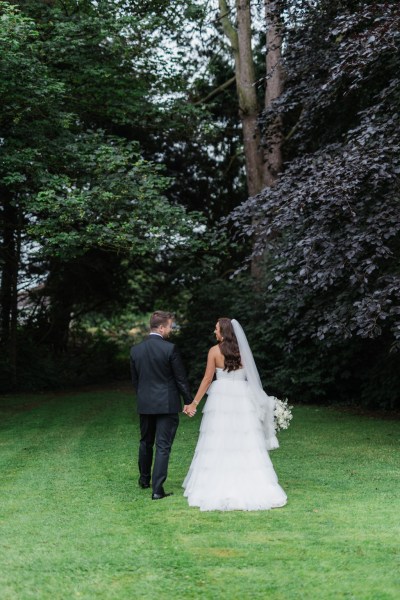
(218, 318, 241, 372)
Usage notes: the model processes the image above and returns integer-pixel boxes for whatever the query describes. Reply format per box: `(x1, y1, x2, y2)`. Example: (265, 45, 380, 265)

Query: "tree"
(219, 0, 263, 196)
(230, 0, 400, 408)
(0, 0, 207, 386)
(0, 1, 68, 382)
(217, 0, 284, 195)
(214, 1, 285, 277)
(263, 0, 284, 187)
(26, 134, 204, 349)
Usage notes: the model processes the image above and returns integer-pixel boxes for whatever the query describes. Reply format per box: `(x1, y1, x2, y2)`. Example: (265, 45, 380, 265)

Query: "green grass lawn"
(0, 385, 399, 600)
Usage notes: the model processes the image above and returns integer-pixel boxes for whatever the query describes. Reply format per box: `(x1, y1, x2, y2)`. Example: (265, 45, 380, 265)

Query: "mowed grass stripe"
(0, 388, 399, 599)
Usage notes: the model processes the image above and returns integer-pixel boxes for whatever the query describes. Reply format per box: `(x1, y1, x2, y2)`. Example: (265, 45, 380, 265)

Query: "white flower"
(273, 397, 293, 432)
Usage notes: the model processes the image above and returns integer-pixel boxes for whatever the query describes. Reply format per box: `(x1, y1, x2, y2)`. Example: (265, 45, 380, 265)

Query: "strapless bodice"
(215, 367, 246, 381)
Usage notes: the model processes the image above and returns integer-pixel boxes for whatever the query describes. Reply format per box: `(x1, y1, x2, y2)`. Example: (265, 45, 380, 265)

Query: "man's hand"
(183, 402, 197, 417)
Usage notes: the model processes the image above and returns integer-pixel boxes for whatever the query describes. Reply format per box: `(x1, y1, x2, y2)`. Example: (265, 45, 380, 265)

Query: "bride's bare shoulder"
(209, 344, 224, 368)
(208, 344, 221, 356)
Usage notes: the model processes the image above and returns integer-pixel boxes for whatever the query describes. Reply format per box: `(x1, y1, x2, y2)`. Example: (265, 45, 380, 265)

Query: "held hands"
(183, 402, 198, 417)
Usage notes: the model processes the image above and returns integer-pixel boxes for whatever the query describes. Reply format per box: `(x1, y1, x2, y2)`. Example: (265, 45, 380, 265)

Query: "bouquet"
(273, 398, 293, 432)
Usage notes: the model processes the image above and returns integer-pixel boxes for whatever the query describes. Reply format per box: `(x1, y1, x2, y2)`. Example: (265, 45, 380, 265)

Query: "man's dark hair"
(150, 311, 173, 330)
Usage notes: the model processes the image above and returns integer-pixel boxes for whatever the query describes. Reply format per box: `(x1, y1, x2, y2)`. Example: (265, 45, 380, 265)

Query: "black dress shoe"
(138, 478, 150, 489)
(152, 492, 173, 500)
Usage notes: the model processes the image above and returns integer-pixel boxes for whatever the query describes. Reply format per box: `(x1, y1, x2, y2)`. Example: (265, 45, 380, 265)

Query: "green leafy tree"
(0, 1, 70, 382)
(0, 0, 208, 386)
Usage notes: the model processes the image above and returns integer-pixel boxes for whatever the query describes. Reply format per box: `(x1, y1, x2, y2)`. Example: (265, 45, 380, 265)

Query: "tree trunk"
(9, 213, 21, 387)
(0, 193, 20, 387)
(219, 0, 264, 197)
(218, 0, 284, 279)
(263, 0, 284, 187)
(49, 298, 72, 354)
(1, 194, 13, 343)
(42, 261, 73, 354)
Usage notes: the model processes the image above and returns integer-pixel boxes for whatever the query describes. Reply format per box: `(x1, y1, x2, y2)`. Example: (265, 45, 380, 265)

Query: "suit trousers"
(138, 413, 179, 494)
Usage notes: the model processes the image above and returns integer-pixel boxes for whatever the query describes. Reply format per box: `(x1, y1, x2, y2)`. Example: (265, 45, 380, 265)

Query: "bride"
(183, 317, 287, 511)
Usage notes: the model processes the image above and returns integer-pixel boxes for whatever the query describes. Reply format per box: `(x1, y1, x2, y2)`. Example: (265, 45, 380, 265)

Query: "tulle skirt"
(183, 378, 287, 511)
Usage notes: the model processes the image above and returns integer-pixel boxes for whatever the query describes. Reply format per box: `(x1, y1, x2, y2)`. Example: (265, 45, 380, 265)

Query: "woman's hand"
(183, 402, 198, 417)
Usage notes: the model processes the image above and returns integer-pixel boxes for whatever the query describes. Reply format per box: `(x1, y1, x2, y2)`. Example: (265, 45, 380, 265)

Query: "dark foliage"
(230, 0, 400, 408)
(0, 328, 126, 393)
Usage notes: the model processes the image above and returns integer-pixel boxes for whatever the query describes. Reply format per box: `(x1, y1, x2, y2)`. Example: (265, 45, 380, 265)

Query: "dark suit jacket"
(130, 334, 192, 414)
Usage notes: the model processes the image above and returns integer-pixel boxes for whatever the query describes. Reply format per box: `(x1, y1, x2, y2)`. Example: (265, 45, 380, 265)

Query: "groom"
(130, 311, 193, 499)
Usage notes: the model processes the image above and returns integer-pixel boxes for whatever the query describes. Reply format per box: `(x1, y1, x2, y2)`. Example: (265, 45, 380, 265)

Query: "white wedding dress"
(183, 367, 287, 511)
